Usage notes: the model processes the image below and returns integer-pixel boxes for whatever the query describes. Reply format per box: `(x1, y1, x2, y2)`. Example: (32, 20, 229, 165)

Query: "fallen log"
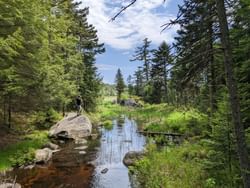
(137, 131, 182, 137)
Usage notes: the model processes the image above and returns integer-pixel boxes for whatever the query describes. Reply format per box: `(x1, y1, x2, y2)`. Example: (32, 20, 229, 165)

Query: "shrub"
(29, 108, 61, 129)
(132, 143, 207, 188)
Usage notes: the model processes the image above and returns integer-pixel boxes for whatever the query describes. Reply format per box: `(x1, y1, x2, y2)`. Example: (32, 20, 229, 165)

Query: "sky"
(79, 0, 183, 84)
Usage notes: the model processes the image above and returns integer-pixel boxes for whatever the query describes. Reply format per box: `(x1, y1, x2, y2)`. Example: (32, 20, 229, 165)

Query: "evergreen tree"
(0, 0, 104, 126)
(127, 75, 134, 96)
(150, 41, 172, 103)
(115, 69, 125, 103)
(131, 38, 152, 82)
(215, 0, 250, 186)
(133, 67, 144, 97)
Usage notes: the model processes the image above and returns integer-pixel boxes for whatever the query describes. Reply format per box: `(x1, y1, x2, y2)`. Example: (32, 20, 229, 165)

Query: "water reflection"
(91, 117, 146, 188)
(3, 117, 145, 188)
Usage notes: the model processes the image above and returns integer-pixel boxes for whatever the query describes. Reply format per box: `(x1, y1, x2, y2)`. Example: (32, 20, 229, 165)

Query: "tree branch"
(110, 0, 137, 21)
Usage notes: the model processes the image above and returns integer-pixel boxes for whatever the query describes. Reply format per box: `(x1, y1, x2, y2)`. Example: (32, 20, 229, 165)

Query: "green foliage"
(127, 103, 207, 135)
(0, 0, 104, 127)
(9, 148, 35, 167)
(115, 68, 125, 103)
(202, 90, 241, 187)
(132, 143, 206, 188)
(101, 83, 116, 96)
(98, 102, 123, 121)
(0, 131, 48, 171)
(103, 120, 113, 130)
(29, 108, 61, 129)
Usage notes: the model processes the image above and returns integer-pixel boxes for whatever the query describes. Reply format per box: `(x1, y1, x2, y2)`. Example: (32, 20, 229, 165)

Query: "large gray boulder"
(123, 151, 145, 167)
(120, 99, 143, 107)
(49, 113, 92, 140)
(35, 148, 53, 163)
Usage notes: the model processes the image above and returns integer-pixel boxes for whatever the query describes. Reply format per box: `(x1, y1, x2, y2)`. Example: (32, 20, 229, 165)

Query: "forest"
(0, 0, 250, 188)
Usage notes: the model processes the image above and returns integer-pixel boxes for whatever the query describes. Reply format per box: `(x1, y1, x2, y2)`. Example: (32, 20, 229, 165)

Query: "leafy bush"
(29, 108, 61, 129)
(9, 148, 35, 167)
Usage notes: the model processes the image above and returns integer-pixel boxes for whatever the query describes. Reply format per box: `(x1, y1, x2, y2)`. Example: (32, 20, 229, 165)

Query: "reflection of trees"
(117, 115, 125, 126)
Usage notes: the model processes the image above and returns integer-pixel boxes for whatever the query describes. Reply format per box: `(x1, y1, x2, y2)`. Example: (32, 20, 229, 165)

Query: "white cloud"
(96, 63, 118, 71)
(79, 0, 178, 50)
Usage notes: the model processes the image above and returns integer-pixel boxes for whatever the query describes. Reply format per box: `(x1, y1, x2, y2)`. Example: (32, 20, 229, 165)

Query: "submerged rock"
(101, 168, 108, 174)
(79, 151, 86, 155)
(35, 148, 53, 163)
(0, 183, 21, 188)
(49, 113, 92, 140)
(75, 138, 87, 145)
(123, 151, 145, 167)
(74, 146, 88, 150)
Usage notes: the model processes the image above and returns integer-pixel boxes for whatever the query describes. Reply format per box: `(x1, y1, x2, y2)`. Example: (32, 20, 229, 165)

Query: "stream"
(5, 116, 146, 188)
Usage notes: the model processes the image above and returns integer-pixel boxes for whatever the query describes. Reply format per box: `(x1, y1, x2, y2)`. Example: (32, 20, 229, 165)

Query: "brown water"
(6, 116, 145, 188)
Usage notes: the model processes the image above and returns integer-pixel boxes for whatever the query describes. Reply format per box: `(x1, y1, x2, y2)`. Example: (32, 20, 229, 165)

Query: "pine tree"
(215, 0, 250, 186)
(151, 41, 172, 103)
(127, 75, 134, 96)
(133, 67, 144, 97)
(115, 69, 125, 103)
(131, 38, 152, 82)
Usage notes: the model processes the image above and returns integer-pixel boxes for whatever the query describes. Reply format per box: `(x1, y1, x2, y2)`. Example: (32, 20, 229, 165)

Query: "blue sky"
(79, 0, 183, 84)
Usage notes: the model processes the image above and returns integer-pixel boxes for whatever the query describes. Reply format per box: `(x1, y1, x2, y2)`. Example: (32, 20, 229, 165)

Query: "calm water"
(4, 116, 145, 188)
(91, 116, 146, 188)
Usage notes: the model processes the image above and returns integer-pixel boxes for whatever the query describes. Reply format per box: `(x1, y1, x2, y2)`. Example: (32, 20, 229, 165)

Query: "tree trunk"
(215, 0, 250, 186)
(3, 96, 7, 126)
(8, 94, 12, 128)
(62, 103, 65, 117)
(164, 59, 168, 103)
(208, 19, 216, 129)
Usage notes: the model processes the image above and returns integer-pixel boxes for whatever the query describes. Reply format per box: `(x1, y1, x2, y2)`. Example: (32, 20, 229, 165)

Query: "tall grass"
(130, 143, 208, 188)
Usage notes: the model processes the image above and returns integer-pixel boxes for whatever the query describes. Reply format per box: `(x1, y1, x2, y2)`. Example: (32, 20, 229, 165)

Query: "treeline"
(100, 83, 116, 97)
(127, 0, 250, 187)
(0, 0, 104, 128)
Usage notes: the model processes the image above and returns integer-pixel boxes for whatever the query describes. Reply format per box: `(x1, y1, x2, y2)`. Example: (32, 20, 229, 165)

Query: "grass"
(130, 142, 208, 188)
(0, 131, 49, 171)
(93, 101, 210, 187)
(103, 120, 113, 130)
(89, 101, 124, 123)
(93, 100, 208, 136)
(126, 103, 208, 136)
